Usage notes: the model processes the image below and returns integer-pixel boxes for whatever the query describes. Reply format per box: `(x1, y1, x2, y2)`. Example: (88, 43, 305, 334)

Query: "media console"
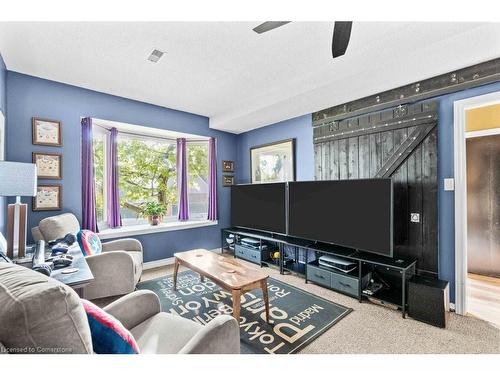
(221, 227, 417, 318)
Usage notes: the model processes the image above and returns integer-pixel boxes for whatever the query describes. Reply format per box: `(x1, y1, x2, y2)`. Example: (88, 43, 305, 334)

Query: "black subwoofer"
(408, 276, 449, 328)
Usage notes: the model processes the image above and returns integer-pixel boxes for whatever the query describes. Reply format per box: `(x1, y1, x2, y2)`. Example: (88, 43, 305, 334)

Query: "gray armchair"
(31, 213, 143, 300)
(0, 263, 240, 354)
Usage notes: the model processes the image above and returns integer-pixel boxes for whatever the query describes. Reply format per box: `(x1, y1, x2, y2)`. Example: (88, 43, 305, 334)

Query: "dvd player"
(240, 237, 271, 251)
(318, 255, 357, 273)
(241, 237, 261, 248)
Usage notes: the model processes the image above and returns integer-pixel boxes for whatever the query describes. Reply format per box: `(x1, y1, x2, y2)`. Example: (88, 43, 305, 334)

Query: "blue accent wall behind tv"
(5, 71, 237, 262)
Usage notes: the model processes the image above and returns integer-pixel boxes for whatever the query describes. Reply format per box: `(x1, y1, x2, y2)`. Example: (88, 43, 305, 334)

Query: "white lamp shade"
(0, 161, 37, 197)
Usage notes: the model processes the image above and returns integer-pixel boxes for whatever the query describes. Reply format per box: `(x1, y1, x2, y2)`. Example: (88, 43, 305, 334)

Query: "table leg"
(279, 243, 284, 275)
(221, 230, 224, 254)
(261, 279, 270, 323)
(402, 269, 406, 318)
(173, 258, 180, 290)
(305, 248, 308, 284)
(73, 286, 86, 298)
(232, 289, 241, 324)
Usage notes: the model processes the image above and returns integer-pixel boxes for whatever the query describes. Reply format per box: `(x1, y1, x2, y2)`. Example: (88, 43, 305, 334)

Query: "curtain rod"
(92, 122, 209, 143)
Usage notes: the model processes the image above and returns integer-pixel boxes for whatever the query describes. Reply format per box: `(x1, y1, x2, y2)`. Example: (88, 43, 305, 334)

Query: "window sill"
(98, 220, 218, 240)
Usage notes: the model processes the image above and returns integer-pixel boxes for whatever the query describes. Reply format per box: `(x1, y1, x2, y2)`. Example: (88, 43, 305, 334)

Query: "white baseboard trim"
(143, 257, 175, 270)
(143, 248, 222, 270)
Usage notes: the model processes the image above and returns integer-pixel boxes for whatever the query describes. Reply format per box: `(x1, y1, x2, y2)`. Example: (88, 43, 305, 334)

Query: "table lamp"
(0, 161, 37, 258)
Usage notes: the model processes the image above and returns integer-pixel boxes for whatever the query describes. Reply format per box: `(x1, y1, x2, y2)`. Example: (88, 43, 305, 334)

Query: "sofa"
(0, 262, 240, 354)
(31, 213, 143, 300)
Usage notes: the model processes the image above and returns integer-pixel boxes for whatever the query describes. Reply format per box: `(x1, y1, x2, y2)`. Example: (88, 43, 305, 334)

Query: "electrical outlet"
(444, 178, 455, 191)
(410, 213, 420, 223)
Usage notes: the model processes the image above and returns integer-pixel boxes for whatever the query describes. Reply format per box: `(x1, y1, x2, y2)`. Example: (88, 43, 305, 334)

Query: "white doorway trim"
(453, 91, 500, 315)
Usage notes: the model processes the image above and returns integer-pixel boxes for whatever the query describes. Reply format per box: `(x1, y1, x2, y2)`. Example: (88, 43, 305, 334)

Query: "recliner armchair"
(31, 213, 143, 300)
(0, 263, 240, 354)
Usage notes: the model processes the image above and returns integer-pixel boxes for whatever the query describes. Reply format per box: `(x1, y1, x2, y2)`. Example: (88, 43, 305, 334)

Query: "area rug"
(137, 270, 352, 354)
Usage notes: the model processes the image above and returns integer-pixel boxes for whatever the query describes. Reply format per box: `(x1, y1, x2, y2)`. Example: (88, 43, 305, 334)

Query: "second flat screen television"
(288, 179, 393, 257)
(231, 183, 286, 234)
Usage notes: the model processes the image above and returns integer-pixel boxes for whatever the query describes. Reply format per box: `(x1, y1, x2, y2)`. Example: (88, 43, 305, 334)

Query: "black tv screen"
(231, 183, 286, 234)
(288, 179, 393, 257)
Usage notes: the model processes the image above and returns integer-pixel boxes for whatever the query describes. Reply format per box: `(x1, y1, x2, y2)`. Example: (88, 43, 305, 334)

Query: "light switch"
(444, 178, 455, 191)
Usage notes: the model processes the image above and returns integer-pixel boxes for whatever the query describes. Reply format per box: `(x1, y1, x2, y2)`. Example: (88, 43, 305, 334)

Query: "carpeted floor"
(95, 253, 500, 354)
(137, 270, 352, 354)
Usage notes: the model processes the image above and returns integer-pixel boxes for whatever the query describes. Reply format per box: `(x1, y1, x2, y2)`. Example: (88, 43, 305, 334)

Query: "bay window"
(92, 122, 211, 230)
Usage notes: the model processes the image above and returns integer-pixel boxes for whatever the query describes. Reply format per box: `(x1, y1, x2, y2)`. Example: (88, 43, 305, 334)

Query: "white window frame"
(116, 132, 177, 227)
(92, 123, 211, 232)
(186, 140, 210, 221)
(93, 126, 109, 230)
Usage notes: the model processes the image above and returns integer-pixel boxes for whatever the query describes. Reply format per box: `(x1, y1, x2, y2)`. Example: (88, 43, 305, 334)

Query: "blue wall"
(235, 114, 314, 183)
(0, 53, 7, 236)
(5, 71, 237, 262)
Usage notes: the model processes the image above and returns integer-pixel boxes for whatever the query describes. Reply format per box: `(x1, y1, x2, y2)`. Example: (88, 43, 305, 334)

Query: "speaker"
(408, 276, 449, 328)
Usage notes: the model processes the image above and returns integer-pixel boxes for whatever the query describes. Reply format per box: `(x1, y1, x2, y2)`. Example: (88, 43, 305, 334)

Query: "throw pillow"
(77, 230, 102, 257)
(81, 299, 140, 354)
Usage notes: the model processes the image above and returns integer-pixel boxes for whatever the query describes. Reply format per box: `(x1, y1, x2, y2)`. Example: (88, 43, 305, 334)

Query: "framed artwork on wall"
(33, 184, 62, 211)
(32, 118, 62, 146)
(222, 160, 234, 173)
(250, 138, 296, 184)
(223, 175, 234, 187)
(32, 152, 63, 179)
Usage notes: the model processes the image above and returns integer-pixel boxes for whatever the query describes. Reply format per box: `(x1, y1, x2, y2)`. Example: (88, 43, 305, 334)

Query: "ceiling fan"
(252, 21, 353, 59)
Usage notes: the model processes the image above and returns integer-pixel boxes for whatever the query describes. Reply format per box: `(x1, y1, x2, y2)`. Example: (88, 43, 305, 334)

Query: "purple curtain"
(106, 127, 122, 228)
(177, 138, 189, 221)
(207, 137, 218, 221)
(81, 117, 98, 232)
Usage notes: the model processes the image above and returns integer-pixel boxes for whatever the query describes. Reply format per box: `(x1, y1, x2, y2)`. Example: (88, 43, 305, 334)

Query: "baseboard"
(143, 257, 175, 270)
(143, 247, 222, 271)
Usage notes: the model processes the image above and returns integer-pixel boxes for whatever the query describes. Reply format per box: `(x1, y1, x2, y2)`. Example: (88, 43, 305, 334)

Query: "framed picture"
(222, 160, 234, 173)
(32, 118, 62, 146)
(32, 152, 62, 179)
(250, 138, 295, 183)
(33, 185, 62, 211)
(223, 175, 234, 187)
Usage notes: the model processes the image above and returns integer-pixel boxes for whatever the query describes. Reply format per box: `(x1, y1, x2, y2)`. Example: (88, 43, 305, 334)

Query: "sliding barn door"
(313, 102, 438, 275)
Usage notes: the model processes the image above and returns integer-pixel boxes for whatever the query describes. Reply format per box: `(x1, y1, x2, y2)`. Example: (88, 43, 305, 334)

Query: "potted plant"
(142, 201, 167, 226)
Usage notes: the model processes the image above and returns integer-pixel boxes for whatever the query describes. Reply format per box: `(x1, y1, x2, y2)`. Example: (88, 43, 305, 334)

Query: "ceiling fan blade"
(332, 21, 353, 58)
(252, 21, 291, 34)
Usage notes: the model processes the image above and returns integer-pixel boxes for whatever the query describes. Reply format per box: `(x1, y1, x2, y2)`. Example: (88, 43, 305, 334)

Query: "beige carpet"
(95, 254, 500, 354)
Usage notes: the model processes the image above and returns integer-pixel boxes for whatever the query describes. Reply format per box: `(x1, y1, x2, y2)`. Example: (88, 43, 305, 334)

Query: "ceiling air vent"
(147, 49, 164, 63)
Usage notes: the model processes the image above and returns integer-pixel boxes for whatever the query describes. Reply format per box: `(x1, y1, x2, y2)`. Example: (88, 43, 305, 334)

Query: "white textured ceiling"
(0, 22, 499, 133)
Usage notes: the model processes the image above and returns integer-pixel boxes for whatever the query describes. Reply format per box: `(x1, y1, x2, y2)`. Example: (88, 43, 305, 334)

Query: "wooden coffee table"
(173, 249, 270, 323)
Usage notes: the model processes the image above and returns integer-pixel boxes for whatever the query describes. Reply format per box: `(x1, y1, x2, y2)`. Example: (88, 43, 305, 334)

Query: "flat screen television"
(288, 179, 393, 257)
(231, 183, 287, 234)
